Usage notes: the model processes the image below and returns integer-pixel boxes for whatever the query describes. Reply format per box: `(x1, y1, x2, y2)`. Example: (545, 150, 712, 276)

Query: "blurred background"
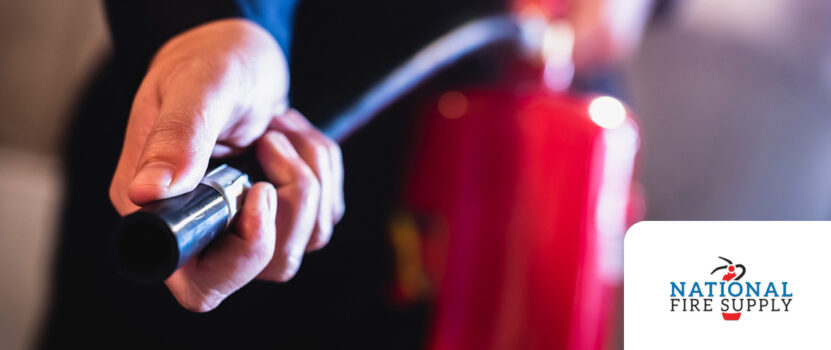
(2, 0, 831, 349)
(0, 1, 108, 349)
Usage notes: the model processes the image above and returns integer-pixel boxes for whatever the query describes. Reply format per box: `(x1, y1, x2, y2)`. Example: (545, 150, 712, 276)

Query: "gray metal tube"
(113, 165, 249, 282)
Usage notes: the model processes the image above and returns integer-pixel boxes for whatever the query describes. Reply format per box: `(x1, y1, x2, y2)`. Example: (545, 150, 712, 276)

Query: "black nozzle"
(112, 165, 249, 283)
(113, 184, 229, 282)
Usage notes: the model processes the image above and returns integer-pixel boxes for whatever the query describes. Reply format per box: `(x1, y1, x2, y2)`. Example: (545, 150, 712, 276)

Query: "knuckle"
(265, 131, 290, 147)
(249, 237, 275, 265)
(294, 166, 321, 192)
(153, 114, 202, 138)
(239, 209, 265, 236)
(180, 282, 225, 313)
(176, 57, 226, 82)
(334, 202, 346, 222)
(323, 137, 341, 157)
(146, 117, 202, 152)
(184, 299, 218, 313)
(297, 137, 329, 161)
(297, 175, 321, 201)
(307, 234, 330, 252)
(276, 254, 301, 282)
(275, 270, 296, 283)
(321, 137, 343, 169)
(261, 249, 300, 283)
(312, 140, 331, 160)
(181, 293, 219, 313)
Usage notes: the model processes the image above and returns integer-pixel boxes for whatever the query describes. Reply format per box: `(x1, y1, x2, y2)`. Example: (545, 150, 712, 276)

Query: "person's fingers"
(282, 110, 344, 221)
(109, 19, 289, 216)
(270, 115, 332, 251)
(125, 66, 241, 205)
(256, 131, 320, 282)
(269, 110, 344, 251)
(165, 182, 277, 312)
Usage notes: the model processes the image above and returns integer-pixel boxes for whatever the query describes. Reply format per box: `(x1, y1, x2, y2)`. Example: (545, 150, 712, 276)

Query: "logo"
(710, 256, 746, 320)
(669, 257, 793, 321)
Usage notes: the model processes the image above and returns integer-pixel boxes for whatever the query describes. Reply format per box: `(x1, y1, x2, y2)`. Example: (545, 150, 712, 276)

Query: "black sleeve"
(104, 0, 298, 74)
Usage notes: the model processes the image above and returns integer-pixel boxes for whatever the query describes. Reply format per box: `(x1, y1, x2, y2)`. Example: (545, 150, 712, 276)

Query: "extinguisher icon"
(710, 256, 746, 321)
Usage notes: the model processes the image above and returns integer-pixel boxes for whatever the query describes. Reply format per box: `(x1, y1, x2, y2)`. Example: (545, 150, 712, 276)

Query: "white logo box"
(624, 221, 831, 349)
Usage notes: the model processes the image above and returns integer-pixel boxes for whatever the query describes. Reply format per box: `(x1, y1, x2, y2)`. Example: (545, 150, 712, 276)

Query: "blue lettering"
(690, 282, 703, 297)
(728, 282, 743, 297)
(704, 282, 717, 297)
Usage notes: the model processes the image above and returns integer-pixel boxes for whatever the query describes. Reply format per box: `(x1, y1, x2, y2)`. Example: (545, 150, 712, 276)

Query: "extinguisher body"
(403, 67, 638, 349)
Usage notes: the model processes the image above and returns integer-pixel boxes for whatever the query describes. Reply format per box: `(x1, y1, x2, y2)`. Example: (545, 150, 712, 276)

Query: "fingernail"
(131, 162, 175, 189)
(265, 184, 277, 214)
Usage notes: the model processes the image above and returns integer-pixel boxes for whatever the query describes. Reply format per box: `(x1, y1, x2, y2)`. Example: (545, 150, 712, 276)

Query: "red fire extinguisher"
(390, 8, 641, 350)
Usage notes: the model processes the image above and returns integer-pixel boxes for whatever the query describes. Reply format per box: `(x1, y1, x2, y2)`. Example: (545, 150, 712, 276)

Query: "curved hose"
(321, 15, 521, 141)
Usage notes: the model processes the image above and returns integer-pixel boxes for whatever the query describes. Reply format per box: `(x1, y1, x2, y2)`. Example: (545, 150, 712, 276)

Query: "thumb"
(127, 80, 232, 205)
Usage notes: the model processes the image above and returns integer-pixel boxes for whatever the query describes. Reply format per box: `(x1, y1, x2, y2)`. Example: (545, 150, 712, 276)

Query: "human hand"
(109, 19, 344, 312)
